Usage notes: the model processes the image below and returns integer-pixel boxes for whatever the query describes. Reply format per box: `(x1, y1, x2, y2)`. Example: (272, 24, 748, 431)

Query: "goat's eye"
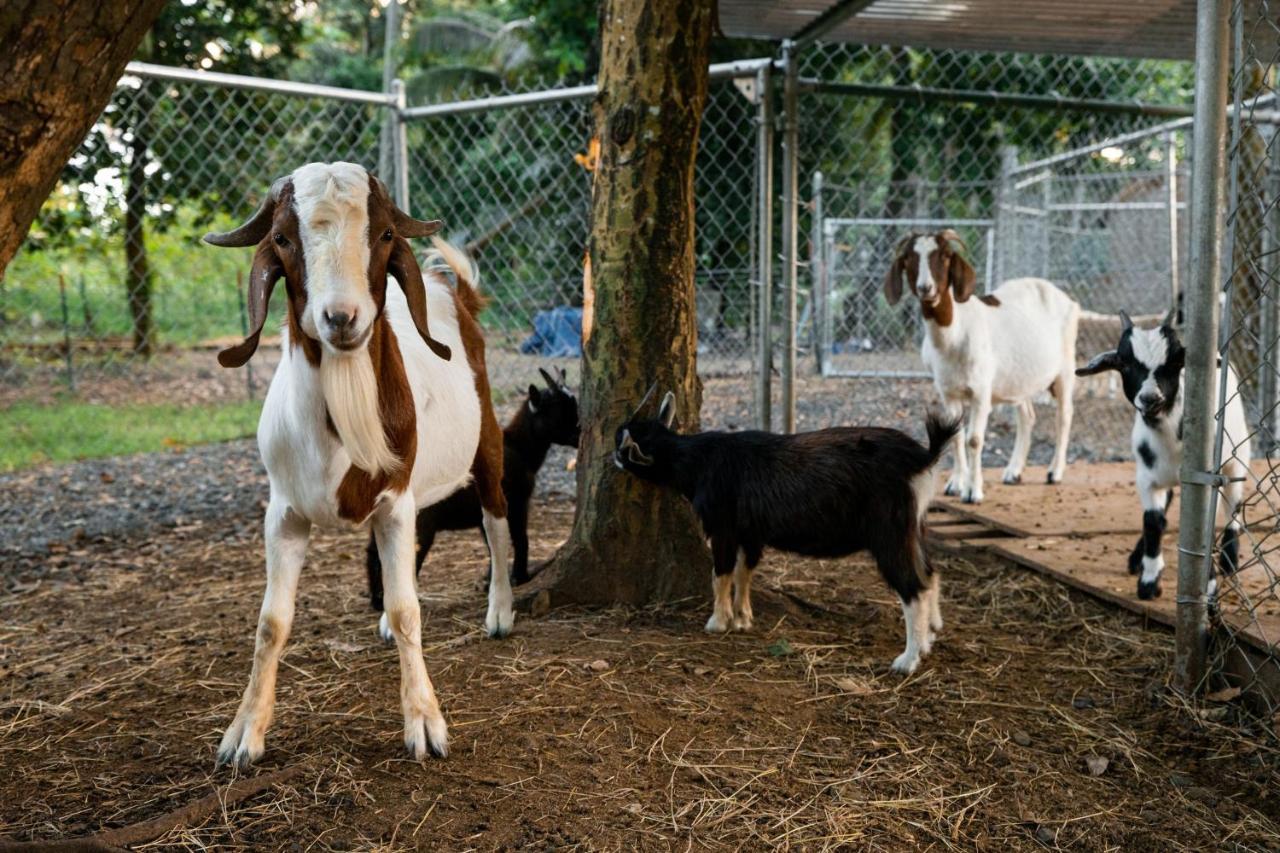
(381, 228, 394, 242)
(273, 233, 289, 248)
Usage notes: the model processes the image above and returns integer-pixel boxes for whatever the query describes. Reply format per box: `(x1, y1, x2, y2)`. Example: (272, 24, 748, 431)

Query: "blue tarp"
(520, 306, 583, 357)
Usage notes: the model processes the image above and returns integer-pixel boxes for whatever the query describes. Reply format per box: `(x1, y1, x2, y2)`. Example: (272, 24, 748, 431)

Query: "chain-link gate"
(1192, 0, 1280, 721)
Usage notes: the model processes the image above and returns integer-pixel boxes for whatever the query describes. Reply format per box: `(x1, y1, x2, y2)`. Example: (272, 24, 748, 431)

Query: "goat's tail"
(923, 411, 961, 470)
(425, 237, 488, 316)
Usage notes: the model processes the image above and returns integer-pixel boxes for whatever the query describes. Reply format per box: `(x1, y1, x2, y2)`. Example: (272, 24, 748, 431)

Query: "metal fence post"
(811, 170, 825, 375)
(780, 40, 799, 433)
(1175, 0, 1232, 694)
(756, 63, 774, 431)
(378, 0, 402, 183)
(994, 145, 1019, 282)
(391, 79, 411, 211)
(1166, 130, 1181, 310)
(1263, 128, 1280, 451)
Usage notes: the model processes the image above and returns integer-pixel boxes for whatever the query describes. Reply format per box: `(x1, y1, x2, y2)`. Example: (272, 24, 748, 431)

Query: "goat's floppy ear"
(883, 237, 912, 306)
(218, 243, 282, 367)
(204, 179, 286, 247)
(657, 391, 677, 429)
(1075, 350, 1122, 377)
(387, 237, 452, 361)
(941, 231, 977, 303)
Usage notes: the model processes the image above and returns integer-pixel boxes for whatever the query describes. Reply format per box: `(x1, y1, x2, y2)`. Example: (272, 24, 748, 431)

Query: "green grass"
(0, 399, 263, 472)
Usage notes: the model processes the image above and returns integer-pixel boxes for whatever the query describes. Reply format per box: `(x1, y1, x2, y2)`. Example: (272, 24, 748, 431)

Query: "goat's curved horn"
(539, 367, 558, 389)
(630, 381, 659, 419)
(204, 177, 288, 247)
(392, 206, 443, 238)
(1119, 309, 1134, 333)
(1160, 305, 1177, 329)
(938, 228, 968, 253)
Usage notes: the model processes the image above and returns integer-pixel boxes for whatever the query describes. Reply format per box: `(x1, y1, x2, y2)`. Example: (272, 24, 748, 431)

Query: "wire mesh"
(1208, 0, 1280, 724)
(800, 42, 1194, 463)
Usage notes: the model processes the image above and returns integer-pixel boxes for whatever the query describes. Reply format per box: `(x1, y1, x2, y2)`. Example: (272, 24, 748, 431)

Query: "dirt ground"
(2, 495, 1278, 851)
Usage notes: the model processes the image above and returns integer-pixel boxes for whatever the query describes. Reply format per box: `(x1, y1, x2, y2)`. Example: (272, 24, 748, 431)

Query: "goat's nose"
(1138, 392, 1162, 408)
(324, 308, 355, 331)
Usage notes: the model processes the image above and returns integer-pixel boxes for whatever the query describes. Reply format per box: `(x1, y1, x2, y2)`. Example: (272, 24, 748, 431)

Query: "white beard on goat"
(321, 351, 400, 476)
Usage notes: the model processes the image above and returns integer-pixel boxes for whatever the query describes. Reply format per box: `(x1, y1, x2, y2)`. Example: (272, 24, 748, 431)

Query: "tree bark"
(0, 0, 168, 277)
(125, 130, 153, 356)
(535, 0, 714, 607)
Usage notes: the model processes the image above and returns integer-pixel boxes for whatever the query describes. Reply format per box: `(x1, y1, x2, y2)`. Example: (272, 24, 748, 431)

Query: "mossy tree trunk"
(0, 0, 168, 276)
(538, 0, 714, 606)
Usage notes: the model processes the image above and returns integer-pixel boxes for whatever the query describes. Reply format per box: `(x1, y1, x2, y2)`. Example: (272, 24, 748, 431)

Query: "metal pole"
(1175, 0, 1232, 694)
(780, 41, 799, 433)
(378, 0, 402, 183)
(755, 64, 774, 431)
(994, 146, 1019, 282)
(391, 79, 410, 211)
(811, 170, 825, 375)
(58, 273, 74, 393)
(1265, 130, 1280, 450)
(1167, 131, 1181, 310)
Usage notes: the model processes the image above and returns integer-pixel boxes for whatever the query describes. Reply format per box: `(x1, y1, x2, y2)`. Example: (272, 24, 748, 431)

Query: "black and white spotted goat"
(613, 388, 958, 675)
(1076, 311, 1250, 600)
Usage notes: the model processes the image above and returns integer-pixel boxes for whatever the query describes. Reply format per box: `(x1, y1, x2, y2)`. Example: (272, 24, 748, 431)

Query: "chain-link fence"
(797, 43, 1195, 461)
(1202, 0, 1280, 721)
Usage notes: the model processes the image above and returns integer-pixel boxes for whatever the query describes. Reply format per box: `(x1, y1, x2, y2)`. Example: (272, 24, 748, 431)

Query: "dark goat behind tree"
(614, 391, 958, 674)
(366, 368, 580, 614)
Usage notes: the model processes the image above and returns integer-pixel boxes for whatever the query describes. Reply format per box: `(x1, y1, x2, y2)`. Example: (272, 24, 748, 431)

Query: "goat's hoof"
(484, 606, 515, 639)
(377, 612, 394, 644)
(404, 712, 449, 761)
(890, 652, 920, 675)
(732, 614, 754, 632)
(962, 490, 983, 505)
(216, 721, 264, 770)
(1137, 579, 1162, 600)
(943, 481, 962, 497)
(1047, 470, 1064, 485)
(704, 613, 731, 634)
(1002, 471, 1022, 485)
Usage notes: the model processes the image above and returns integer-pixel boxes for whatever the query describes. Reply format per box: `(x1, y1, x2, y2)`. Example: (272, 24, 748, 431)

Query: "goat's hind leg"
(377, 492, 449, 760)
(732, 546, 761, 631)
(472, 412, 515, 638)
(875, 541, 933, 676)
(705, 535, 737, 634)
(1047, 369, 1074, 485)
(218, 498, 310, 769)
(1002, 400, 1035, 485)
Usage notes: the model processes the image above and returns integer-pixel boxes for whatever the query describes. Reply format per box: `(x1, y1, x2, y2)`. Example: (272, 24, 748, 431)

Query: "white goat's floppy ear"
(204, 178, 288, 247)
(658, 391, 677, 429)
(1076, 350, 1122, 377)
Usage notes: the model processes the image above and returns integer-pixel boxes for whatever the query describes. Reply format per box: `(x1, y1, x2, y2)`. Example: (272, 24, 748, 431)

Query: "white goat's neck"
(320, 348, 399, 476)
(923, 297, 973, 352)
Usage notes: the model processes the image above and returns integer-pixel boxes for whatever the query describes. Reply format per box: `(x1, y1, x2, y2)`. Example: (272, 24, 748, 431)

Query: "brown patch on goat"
(335, 320, 417, 522)
(978, 294, 1001, 307)
(453, 270, 507, 520)
(922, 279, 954, 327)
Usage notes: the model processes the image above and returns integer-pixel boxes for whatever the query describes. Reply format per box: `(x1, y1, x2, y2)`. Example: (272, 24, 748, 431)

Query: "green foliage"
(0, 398, 262, 472)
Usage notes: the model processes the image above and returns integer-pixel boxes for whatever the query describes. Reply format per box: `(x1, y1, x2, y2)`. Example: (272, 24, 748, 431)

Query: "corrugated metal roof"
(719, 0, 1200, 60)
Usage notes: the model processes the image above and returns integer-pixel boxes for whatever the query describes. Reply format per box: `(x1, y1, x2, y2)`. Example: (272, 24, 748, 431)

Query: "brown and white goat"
(205, 162, 511, 767)
(884, 230, 1080, 504)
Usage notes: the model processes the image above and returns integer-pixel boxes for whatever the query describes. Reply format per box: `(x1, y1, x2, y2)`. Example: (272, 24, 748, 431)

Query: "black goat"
(367, 368, 579, 638)
(613, 389, 958, 674)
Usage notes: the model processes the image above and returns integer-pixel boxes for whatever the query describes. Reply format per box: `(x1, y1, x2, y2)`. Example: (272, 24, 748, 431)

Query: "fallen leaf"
(324, 639, 363, 653)
(834, 677, 872, 695)
(1204, 686, 1241, 703)
(767, 639, 794, 657)
(587, 659, 609, 672)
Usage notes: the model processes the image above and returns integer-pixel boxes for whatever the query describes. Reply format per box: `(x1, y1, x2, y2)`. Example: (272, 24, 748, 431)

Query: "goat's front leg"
(218, 499, 310, 769)
(941, 398, 967, 497)
(481, 509, 515, 637)
(377, 492, 449, 760)
(705, 535, 737, 633)
(1135, 485, 1170, 600)
(963, 392, 993, 504)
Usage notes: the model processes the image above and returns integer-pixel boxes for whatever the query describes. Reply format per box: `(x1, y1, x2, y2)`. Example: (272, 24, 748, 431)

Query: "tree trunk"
(535, 0, 714, 607)
(0, 0, 168, 277)
(125, 131, 153, 357)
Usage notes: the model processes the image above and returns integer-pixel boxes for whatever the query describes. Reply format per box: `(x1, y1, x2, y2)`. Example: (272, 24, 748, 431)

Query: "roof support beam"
(792, 0, 877, 47)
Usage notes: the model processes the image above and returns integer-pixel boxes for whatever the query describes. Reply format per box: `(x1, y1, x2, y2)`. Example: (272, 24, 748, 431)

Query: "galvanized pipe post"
(780, 40, 799, 433)
(1166, 130, 1181, 310)
(391, 79, 411, 211)
(994, 145, 1019, 282)
(378, 0, 402, 183)
(755, 63, 774, 431)
(811, 170, 825, 375)
(1263, 128, 1280, 450)
(1175, 0, 1232, 694)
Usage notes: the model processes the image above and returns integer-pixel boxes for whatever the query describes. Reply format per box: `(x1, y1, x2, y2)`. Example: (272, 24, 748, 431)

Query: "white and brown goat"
(884, 230, 1080, 503)
(205, 162, 512, 767)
